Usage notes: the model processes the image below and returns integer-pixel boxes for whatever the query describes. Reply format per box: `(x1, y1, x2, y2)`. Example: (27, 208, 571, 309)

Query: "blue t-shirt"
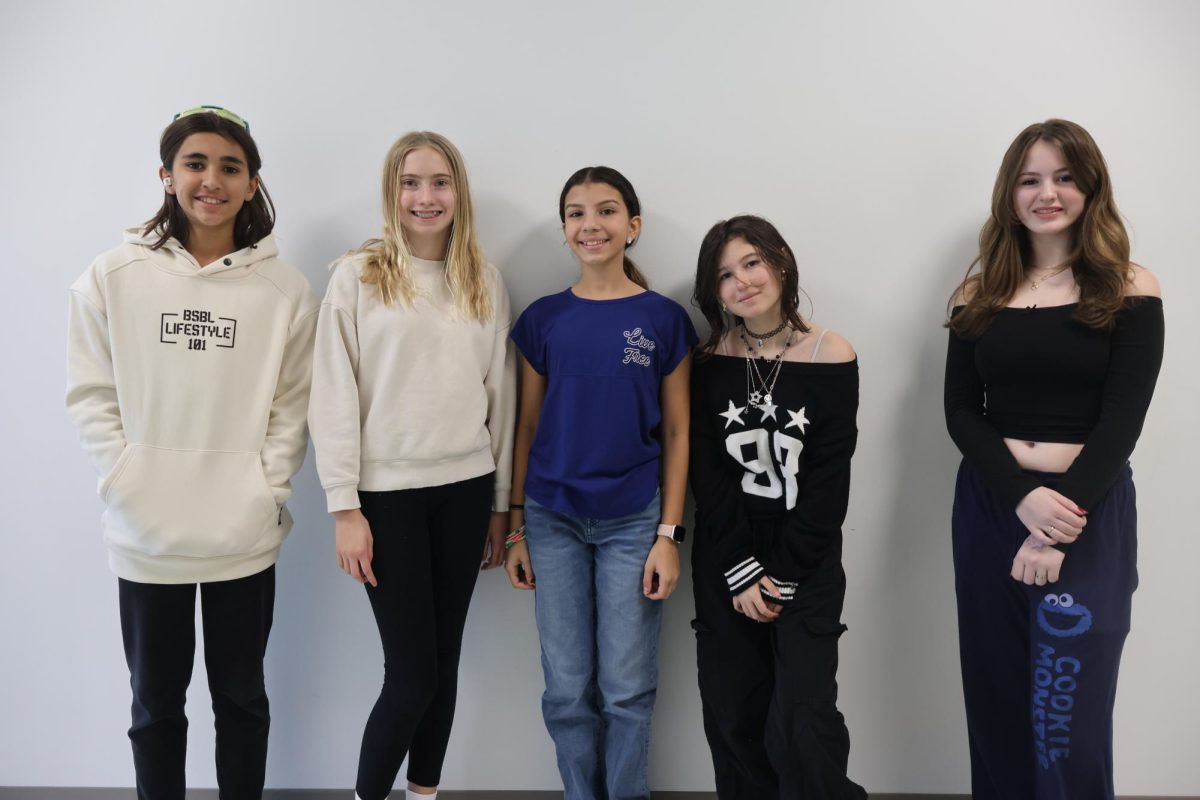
(511, 288, 699, 519)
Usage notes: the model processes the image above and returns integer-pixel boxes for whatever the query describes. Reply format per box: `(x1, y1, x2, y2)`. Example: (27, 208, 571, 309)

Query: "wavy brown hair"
(143, 110, 274, 250)
(558, 166, 649, 290)
(949, 119, 1132, 338)
(353, 131, 492, 320)
(693, 215, 810, 355)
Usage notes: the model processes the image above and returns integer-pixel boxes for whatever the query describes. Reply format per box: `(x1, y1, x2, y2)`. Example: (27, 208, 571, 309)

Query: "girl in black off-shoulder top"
(688, 215, 867, 800)
(944, 120, 1163, 800)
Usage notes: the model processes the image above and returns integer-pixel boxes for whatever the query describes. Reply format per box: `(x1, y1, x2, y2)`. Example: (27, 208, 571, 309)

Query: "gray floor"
(1, 790, 1195, 800)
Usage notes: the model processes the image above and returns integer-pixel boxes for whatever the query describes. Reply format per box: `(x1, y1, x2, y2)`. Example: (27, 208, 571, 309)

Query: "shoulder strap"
(810, 328, 830, 362)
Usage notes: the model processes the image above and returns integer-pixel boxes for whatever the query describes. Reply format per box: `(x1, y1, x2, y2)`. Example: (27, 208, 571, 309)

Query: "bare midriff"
(1004, 438, 1083, 473)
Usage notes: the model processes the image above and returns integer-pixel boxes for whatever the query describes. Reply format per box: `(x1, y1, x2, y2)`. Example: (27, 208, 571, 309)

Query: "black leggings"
(354, 472, 494, 799)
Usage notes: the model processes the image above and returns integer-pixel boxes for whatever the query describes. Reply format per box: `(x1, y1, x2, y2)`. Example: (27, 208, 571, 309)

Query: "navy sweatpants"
(952, 460, 1137, 800)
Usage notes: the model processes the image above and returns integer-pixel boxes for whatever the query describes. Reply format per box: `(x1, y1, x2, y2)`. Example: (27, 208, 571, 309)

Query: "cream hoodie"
(309, 254, 516, 513)
(67, 229, 319, 583)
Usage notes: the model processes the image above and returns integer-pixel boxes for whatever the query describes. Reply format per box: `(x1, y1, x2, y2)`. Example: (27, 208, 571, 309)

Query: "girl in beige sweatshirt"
(308, 131, 516, 800)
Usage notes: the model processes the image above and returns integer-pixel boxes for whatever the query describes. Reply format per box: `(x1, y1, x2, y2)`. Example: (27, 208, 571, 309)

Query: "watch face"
(670, 526, 686, 543)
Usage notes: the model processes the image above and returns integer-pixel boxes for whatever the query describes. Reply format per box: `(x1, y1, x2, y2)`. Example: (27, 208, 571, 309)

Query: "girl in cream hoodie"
(308, 131, 516, 800)
(66, 106, 318, 799)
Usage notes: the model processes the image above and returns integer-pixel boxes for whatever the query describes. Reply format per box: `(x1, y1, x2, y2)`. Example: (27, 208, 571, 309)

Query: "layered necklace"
(739, 323, 795, 409)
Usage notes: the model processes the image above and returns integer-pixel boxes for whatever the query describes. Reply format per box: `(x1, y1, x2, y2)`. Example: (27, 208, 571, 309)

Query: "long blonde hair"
(355, 131, 492, 320)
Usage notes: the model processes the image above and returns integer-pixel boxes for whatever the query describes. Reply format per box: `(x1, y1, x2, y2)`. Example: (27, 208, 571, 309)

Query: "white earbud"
(163, 177, 172, 188)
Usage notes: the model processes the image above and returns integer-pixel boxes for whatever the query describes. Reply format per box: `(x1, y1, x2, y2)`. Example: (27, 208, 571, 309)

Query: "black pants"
(691, 531, 866, 800)
(355, 472, 494, 799)
(952, 461, 1137, 800)
(118, 565, 275, 800)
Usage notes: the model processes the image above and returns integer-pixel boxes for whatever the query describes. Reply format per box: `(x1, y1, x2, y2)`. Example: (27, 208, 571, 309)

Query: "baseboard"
(0, 790, 1194, 800)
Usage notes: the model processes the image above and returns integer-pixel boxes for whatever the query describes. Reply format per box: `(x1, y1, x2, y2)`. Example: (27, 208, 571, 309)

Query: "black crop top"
(944, 297, 1163, 510)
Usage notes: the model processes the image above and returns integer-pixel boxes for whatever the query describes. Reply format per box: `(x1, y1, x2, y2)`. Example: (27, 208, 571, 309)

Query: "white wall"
(2, 0, 1197, 793)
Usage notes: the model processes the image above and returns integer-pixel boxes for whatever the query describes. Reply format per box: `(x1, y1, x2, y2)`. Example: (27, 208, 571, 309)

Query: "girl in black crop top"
(688, 215, 867, 800)
(944, 119, 1163, 800)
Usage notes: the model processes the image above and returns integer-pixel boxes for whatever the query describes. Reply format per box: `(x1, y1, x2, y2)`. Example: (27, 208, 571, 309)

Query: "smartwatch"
(656, 523, 686, 543)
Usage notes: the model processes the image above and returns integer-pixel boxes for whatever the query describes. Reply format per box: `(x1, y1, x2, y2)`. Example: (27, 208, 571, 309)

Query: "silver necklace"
(740, 327, 794, 408)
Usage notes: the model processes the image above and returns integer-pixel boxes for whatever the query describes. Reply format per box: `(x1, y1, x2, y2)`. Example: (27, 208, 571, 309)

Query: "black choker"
(742, 321, 788, 348)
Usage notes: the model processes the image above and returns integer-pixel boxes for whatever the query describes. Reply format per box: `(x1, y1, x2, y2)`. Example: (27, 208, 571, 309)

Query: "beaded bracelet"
(504, 525, 527, 549)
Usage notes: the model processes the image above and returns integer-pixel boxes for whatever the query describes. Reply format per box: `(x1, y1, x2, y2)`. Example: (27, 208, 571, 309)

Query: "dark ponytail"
(558, 166, 648, 289)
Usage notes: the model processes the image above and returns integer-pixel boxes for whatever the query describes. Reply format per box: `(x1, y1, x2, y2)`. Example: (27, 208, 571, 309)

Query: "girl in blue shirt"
(504, 166, 697, 800)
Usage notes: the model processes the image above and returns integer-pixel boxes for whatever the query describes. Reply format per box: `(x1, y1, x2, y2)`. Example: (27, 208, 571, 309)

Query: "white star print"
(719, 399, 746, 429)
(785, 406, 810, 434)
(758, 400, 778, 422)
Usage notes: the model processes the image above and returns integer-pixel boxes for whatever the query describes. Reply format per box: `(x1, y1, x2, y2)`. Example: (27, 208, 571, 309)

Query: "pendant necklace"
(740, 325, 795, 408)
(1029, 263, 1071, 291)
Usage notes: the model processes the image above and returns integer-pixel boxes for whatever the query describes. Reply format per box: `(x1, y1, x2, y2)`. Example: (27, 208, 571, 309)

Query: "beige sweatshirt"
(309, 254, 517, 513)
(66, 229, 319, 583)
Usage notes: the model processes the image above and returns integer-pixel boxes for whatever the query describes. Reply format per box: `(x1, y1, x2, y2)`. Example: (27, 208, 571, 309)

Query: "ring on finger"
(1047, 526, 1058, 537)
(1035, 572, 1047, 585)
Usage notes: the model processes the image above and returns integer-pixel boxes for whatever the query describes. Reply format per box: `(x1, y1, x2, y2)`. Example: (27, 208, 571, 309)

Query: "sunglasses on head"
(173, 105, 250, 132)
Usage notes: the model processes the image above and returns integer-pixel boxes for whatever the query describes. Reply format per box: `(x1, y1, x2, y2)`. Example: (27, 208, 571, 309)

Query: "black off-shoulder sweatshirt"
(690, 354, 858, 604)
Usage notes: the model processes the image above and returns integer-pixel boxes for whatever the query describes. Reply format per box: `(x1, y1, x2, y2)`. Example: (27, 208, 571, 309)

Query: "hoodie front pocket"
(100, 445, 133, 501)
(104, 445, 278, 558)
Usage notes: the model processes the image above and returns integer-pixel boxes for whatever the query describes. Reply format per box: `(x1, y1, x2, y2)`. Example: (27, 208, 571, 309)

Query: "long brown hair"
(558, 166, 649, 289)
(143, 111, 274, 250)
(693, 215, 810, 355)
(949, 119, 1131, 338)
(354, 131, 492, 320)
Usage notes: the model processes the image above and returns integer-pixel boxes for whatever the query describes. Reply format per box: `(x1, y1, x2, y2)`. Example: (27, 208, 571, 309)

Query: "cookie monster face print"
(1037, 593, 1093, 639)
(1031, 592, 1096, 770)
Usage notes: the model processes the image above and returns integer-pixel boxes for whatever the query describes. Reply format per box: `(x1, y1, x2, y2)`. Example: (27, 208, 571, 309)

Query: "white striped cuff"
(765, 577, 798, 603)
(725, 557, 766, 594)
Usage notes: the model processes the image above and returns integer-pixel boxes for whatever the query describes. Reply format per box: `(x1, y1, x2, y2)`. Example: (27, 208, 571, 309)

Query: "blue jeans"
(525, 493, 663, 800)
